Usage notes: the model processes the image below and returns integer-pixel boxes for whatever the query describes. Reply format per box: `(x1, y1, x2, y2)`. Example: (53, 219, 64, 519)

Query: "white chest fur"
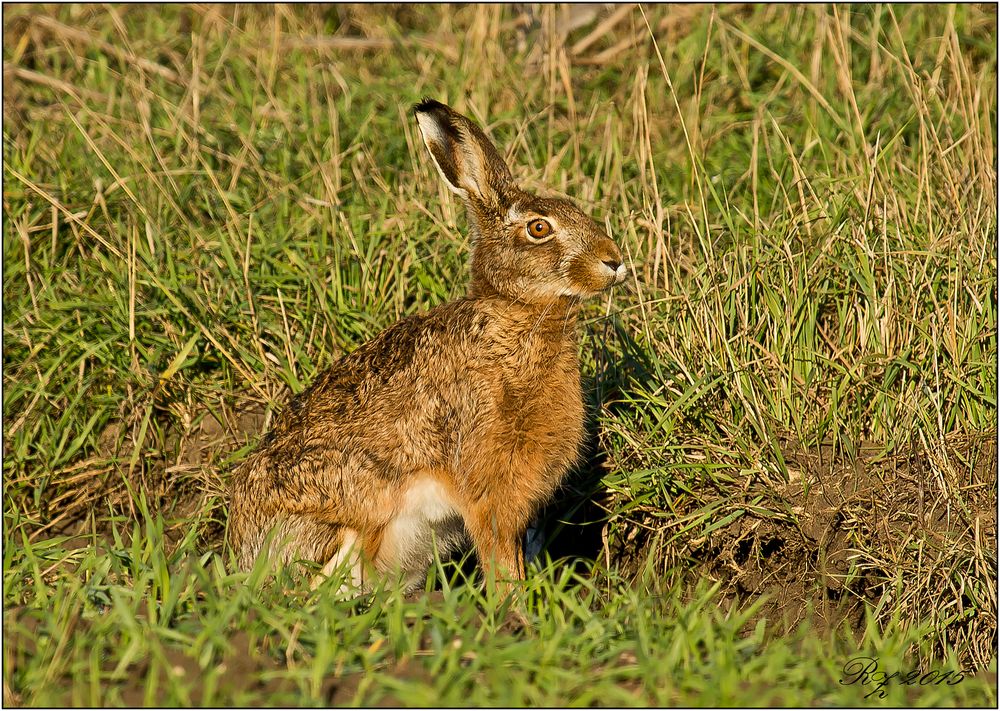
(378, 477, 466, 587)
(401, 478, 458, 523)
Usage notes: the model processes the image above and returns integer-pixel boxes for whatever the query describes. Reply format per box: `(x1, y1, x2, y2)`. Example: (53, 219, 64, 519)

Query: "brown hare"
(227, 99, 626, 594)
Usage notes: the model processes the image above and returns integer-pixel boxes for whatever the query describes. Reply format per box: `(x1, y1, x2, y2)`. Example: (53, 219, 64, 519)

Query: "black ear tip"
(414, 97, 448, 115)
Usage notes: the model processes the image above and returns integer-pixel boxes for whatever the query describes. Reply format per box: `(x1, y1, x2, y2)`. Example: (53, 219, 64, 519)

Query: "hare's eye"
(526, 219, 553, 242)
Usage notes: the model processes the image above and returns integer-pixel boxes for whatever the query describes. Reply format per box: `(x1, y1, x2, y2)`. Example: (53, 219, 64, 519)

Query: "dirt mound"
(598, 431, 997, 668)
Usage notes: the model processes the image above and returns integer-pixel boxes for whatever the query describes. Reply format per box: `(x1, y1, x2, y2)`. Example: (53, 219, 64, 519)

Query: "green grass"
(3, 3, 997, 706)
(4, 512, 996, 706)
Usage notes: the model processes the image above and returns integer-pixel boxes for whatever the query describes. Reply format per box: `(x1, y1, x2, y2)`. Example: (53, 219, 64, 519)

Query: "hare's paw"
(310, 528, 366, 595)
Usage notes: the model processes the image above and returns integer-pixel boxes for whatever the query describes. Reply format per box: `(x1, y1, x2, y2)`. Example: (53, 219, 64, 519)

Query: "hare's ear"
(413, 98, 513, 206)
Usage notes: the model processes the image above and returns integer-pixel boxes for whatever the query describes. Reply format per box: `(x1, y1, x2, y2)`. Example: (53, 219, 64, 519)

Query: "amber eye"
(526, 218, 553, 242)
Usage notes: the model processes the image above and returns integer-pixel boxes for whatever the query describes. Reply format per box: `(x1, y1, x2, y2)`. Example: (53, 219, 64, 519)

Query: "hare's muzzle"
(595, 238, 627, 288)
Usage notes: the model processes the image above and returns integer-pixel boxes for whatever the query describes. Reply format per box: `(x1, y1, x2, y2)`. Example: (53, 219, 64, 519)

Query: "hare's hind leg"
(268, 515, 369, 593)
(236, 513, 354, 578)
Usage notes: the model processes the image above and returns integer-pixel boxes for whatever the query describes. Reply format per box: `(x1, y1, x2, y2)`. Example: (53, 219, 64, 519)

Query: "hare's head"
(414, 99, 626, 304)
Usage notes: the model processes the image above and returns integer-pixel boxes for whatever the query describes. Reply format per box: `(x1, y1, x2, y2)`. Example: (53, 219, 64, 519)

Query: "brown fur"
(227, 99, 625, 592)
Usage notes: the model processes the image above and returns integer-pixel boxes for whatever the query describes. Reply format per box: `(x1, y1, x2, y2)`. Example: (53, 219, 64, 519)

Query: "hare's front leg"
(466, 503, 527, 591)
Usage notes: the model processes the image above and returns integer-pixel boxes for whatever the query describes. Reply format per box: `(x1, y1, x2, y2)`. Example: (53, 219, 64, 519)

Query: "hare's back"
(244, 301, 484, 478)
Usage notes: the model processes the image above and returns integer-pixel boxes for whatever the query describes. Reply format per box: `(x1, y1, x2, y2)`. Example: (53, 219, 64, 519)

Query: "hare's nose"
(595, 238, 624, 278)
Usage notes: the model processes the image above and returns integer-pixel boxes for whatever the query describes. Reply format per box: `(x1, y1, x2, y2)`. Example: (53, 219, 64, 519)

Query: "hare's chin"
(562, 280, 619, 298)
(525, 282, 598, 300)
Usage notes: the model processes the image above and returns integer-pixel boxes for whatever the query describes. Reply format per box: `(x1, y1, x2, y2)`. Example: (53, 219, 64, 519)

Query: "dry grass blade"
(5, 167, 125, 260)
(719, 17, 853, 136)
(282, 34, 459, 63)
(571, 4, 634, 57)
(30, 14, 179, 81)
(3, 61, 104, 103)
